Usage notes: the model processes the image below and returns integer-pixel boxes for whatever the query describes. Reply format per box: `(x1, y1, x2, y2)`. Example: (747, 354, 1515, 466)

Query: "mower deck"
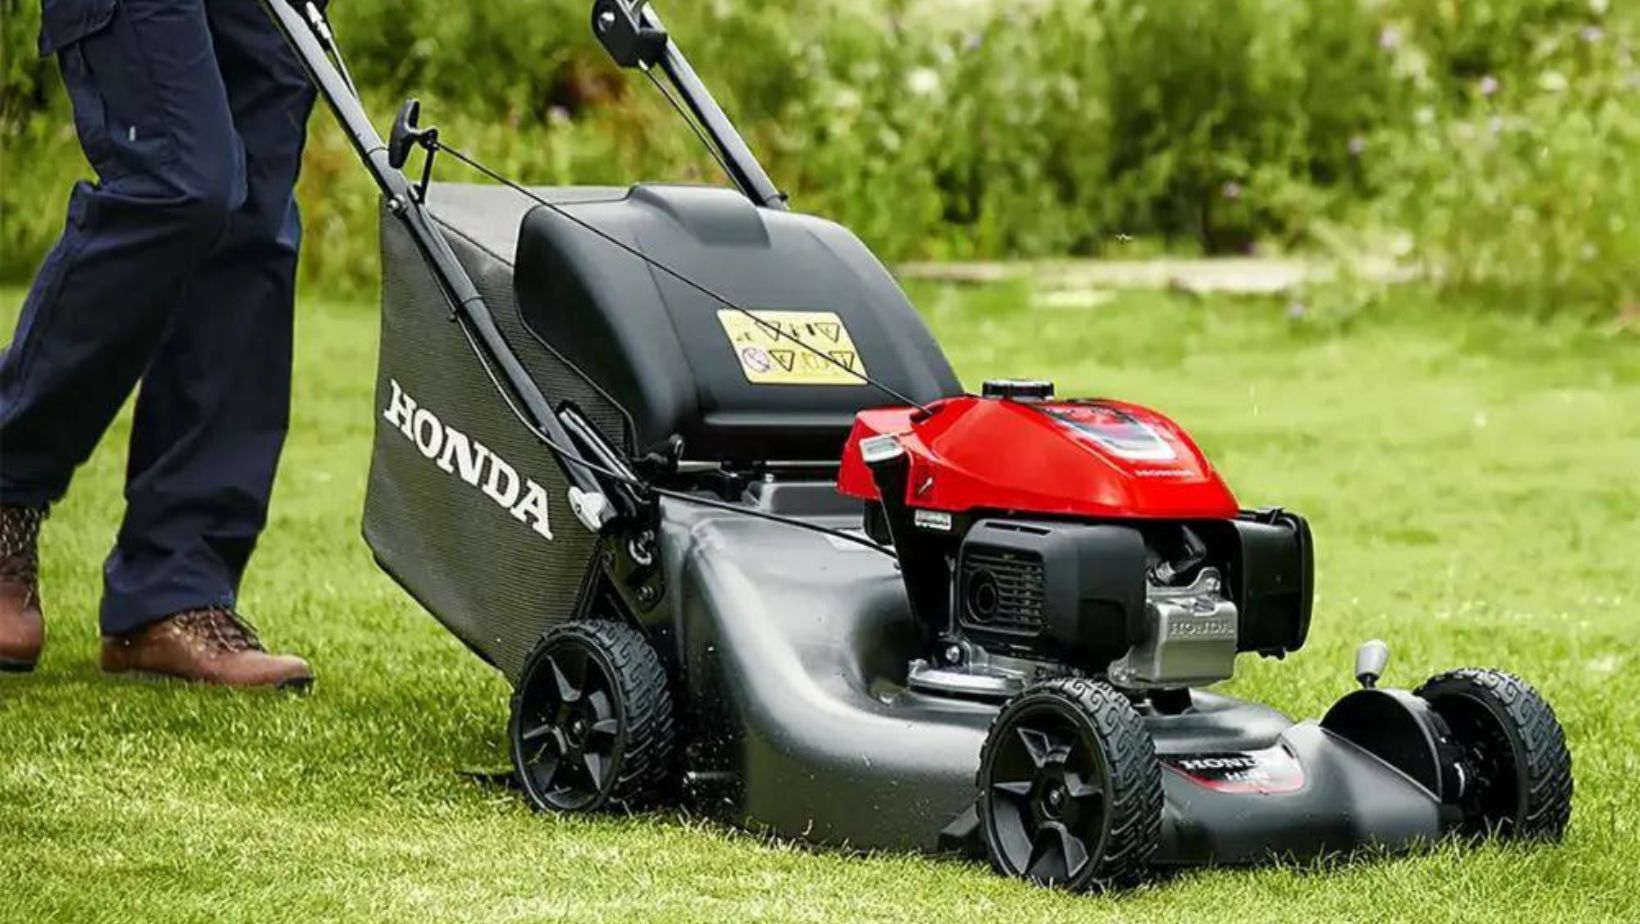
(648, 483, 1443, 864)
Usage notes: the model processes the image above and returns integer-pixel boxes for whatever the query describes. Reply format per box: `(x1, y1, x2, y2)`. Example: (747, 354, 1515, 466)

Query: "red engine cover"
(836, 396, 1239, 519)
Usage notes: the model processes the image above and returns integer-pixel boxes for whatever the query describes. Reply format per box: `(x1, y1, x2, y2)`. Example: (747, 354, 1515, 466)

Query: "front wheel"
(509, 620, 676, 813)
(976, 678, 1162, 891)
(1416, 669, 1573, 841)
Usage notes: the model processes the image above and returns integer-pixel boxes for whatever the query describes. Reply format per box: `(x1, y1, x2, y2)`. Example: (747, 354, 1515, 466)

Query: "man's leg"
(101, 0, 317, 638)
(0, 0, 242, 507)
(0, 0, 240, 671)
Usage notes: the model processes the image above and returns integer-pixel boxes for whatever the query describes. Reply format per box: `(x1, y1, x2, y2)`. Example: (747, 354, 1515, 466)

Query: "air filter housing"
(955, 520, 1147, 665)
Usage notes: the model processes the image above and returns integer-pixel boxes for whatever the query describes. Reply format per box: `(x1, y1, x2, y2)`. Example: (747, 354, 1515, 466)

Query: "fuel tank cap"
(981, 379, 1055, 401)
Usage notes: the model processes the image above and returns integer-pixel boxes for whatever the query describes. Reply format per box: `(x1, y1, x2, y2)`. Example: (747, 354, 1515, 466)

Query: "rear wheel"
(976, 678, 1162, 891)
(509, 620, 675, 813)
(1415, 669, 1572, 841)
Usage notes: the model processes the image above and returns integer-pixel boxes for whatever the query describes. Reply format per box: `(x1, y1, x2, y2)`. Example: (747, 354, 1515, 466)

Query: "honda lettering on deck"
(1165, 747, 1307, 794)
(381, 380, 553, 541)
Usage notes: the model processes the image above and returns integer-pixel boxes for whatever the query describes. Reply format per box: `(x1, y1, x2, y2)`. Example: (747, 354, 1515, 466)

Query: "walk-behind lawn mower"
(266, 0, 1573, 891)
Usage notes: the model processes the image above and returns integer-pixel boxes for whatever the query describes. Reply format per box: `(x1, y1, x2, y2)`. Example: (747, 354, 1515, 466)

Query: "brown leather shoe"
(101, 607, 314, 691)
(0, 505, 47, 673)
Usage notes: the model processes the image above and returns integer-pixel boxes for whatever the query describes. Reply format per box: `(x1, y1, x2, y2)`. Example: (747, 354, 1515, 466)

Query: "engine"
(943, 515, 1312, 695)
(837, 382, 1314, 700)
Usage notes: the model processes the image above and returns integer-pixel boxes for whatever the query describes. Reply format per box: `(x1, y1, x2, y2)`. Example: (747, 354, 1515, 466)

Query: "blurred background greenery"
(2, 0, 1636, 314)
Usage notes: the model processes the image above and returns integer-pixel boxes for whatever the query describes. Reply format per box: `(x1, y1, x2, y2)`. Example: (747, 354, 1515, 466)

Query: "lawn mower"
(264, 0, 1573, 890)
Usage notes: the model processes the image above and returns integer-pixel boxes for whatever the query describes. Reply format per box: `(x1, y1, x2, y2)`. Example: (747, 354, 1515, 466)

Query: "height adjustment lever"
(1355, 639, 1390, 689)
(592, 0, 667, 69)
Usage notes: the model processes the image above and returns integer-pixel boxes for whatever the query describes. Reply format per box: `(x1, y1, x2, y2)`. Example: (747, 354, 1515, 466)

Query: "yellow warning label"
(716, 310, 868, 386)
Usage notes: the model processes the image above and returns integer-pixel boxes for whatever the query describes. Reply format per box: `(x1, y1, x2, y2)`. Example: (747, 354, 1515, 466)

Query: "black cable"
(303, 2, 359, 98)
(334, 53, 359, 99)
(642, 65, 738, 188)
(432, 141, 933, 414)
(649, 486, 890, 557)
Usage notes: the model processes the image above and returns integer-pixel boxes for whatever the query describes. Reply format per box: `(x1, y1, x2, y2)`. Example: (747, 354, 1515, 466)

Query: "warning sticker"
(717, 310, 868, 386)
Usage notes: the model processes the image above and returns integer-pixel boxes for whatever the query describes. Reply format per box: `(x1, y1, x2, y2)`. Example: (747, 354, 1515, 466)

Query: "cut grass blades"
(1, 284, 1637, 923)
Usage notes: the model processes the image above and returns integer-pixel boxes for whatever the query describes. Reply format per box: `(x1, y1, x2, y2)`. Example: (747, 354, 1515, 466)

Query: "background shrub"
(0, 0, 1635, 313)
(1369, 0, 1640, 314)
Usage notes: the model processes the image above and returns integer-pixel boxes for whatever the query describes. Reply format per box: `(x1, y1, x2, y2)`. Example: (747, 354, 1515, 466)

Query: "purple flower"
(1287, 301, 1308, 320)
(964, 33, 983, 52)
(1378, 26, 1400, 51)
(1479, 75, 1500, 97)
(1221, 181, 1243, 201)
(1581, 25, 1604, 44)
(1348, 136, 1367, 157)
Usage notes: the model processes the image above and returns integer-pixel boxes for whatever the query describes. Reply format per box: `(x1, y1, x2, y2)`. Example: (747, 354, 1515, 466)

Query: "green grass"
(1, 283, 1637, 923)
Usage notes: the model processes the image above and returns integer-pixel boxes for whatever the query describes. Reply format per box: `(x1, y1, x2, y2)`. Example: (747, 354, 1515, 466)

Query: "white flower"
(906, 67, 941, 97)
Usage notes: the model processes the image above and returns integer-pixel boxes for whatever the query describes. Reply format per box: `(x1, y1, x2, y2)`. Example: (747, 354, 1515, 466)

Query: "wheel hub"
(508, 622, 676, 817)
(1039, 778, 1069, 820)
(512, 646, 624, 811)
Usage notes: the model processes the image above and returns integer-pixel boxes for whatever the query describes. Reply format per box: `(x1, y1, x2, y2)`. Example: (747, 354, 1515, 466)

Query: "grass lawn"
(1, 282, 1637, 923)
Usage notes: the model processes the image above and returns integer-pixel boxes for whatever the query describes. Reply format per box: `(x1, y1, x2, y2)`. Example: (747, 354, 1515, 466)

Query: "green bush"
(1, 0, 1636, 313)
(1369, 0, 1640, 315)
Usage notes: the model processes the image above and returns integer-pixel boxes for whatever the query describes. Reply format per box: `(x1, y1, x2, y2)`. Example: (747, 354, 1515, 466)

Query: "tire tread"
(977, 677, 1162, 890)
(1416, 668, 1572, 841)
(513, 619, 676, 811)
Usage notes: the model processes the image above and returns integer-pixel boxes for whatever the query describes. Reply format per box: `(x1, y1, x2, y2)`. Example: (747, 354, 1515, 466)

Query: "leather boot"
(0, 505, 47, 673)
(102, 607, 314, 691)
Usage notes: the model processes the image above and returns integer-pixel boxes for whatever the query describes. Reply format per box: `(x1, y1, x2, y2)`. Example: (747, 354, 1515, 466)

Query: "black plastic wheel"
(1415, 669, 1572, 841)
(977, 678, 1162, 891)
(509, 620, 675, 813)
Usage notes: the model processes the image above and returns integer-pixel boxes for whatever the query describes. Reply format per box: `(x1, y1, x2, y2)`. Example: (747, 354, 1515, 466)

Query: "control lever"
(388, 98, 440, 202)
(592, 0, 668, 69)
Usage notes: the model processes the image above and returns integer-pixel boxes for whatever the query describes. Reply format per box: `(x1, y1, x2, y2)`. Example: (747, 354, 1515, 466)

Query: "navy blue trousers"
(0, 0, 316, 634)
